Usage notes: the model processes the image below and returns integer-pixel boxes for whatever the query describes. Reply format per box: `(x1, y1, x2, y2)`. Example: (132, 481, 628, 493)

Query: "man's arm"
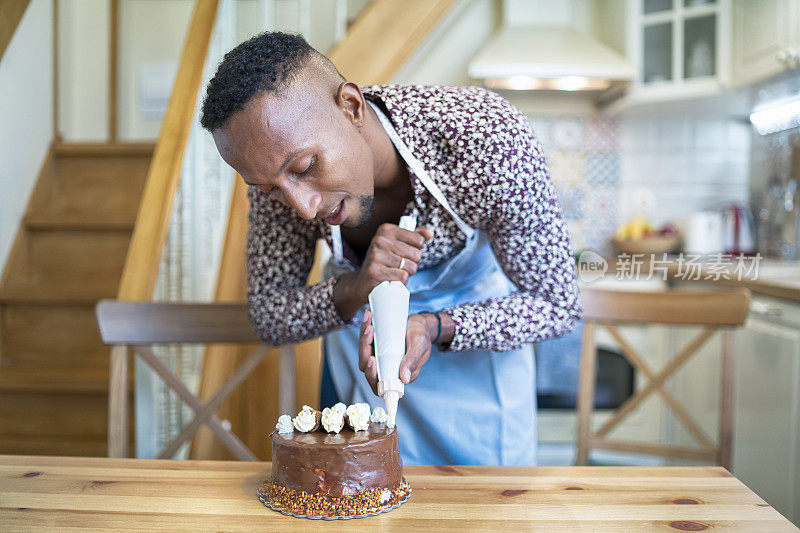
(441, 113, 582, 352)
(246, 187, 356, 346)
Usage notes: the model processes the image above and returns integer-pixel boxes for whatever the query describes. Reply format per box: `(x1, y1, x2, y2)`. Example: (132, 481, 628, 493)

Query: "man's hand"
(358, 309, 438, 396)
(334, 223, 433, 321)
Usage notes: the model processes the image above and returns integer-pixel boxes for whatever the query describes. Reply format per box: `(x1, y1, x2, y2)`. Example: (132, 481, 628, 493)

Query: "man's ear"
(335, 81, 366, 127)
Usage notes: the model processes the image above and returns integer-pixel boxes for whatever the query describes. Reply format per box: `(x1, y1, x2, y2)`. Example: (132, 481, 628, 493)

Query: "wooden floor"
(0, 143, 152, 456)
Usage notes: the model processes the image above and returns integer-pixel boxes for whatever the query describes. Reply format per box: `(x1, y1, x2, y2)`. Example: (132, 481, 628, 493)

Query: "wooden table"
(1, 455, 797, 531)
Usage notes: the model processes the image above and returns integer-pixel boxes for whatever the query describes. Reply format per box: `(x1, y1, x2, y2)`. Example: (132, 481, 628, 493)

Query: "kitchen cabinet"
(626, 0, 731, 102)
(733, 297, 800, 525)
(731, 0, 800, 88)
(666, 289, 800, 525)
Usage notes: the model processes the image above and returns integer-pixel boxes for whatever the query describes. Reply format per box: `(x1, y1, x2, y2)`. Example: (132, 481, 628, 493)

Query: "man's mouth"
(323, 200, 346, 225)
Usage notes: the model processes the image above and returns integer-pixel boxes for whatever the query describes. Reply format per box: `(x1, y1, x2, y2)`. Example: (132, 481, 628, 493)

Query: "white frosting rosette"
(293, 405, 321, 432)
(321, 405, 346, 433)
(345, 403, 371, 431)
(370, 406, 388, 424)
(275, 414, 294, 434)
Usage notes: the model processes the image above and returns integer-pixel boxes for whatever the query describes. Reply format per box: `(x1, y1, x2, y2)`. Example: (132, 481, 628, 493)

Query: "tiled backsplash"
(529, 115, 620, 255)
(526, 97, 751, 255)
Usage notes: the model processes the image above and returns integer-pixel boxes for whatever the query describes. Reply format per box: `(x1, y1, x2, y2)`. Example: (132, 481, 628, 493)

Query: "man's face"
(212, 82, 376, 228)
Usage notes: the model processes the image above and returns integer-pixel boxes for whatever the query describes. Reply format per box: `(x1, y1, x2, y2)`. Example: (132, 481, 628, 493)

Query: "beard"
(348, 195, 376, 229)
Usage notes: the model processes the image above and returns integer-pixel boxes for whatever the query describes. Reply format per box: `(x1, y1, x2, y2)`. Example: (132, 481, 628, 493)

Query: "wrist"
(421, 312, 441, 344)
(332, 271, 366, 321)
(433, 312, 456, 348)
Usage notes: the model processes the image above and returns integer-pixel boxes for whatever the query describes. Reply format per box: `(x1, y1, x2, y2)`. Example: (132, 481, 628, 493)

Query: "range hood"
(469, 23, 635, 100)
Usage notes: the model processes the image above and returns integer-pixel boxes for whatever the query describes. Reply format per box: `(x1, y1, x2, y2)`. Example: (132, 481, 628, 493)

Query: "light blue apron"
(323, 101, 537, 466)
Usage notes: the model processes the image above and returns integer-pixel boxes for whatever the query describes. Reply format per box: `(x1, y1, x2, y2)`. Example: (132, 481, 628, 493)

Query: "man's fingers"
(365, 356, 379, 395)
(417, 226, 434, 242)
(358, 314, 374, 372)
(391, 241, 423, 264)
(400, 339, 430, 385)
(398, 342, 416, 381)
(392, 228, 427, 248)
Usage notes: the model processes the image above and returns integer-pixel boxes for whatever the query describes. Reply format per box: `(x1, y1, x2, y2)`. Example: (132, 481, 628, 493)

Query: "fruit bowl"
(611, 234, 682, 255)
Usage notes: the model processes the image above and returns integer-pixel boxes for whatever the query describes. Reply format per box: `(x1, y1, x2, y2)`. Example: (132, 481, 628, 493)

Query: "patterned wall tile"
(556, 187, 585, 220)
(548, 149, 587, 188)
(529, 114, 622, 253)
(529, 118, 551, 149)
(584, 185, 619, 253)
(551, 118, 585, 150)
(585, 116, 620, 152)
(586, 153, 620, 187)
(566, 219, 587, 250)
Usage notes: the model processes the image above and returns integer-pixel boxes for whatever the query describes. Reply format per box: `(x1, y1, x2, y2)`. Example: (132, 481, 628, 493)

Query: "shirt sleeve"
(441, 113, 582, 353)
(246, 187, 356, 346)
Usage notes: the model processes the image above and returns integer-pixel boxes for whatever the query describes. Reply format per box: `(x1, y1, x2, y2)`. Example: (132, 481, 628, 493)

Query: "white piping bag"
(368, 215, 416, 428)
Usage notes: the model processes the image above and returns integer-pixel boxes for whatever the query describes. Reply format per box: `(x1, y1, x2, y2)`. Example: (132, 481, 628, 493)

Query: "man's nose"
(283, 183, 322, 220)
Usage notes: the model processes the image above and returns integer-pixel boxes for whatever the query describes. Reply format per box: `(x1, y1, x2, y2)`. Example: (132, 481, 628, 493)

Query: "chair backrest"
(96, 300, 261, 345)
(580, 287, 751, 327)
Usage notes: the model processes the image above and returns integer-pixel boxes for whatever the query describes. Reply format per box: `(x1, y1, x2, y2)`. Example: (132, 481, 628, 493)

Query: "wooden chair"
(575, 287, 751, 469)
(96, 300, 294, 460)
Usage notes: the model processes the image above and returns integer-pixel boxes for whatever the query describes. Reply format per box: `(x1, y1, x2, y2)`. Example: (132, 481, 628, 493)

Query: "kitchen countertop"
(1, 455, 796, 531)
(580, 254, 800, 303)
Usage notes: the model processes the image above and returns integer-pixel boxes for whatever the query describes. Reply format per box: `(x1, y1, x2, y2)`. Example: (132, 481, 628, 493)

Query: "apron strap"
(366, 100, 476, 239)
(328, 99, 477, 260)
(330, 224, 344, 263)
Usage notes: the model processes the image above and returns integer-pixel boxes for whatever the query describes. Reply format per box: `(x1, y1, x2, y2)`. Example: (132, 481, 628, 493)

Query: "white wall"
(57, 0, 358, 143)
(391, 0, 500, 86)
(118, 0, 193, 141)
(57, 0, 193, 142)
(57, 0, 108, 141)
(0, 0, 54, 272)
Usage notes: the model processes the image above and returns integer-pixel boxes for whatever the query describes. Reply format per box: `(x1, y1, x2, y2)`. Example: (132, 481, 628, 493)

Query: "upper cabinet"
(731, 0, 800, 88)
(627, 0, 731, 101)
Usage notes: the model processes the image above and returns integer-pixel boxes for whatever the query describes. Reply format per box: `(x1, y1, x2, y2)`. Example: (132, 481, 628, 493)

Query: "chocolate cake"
(259, 421, 411, 519)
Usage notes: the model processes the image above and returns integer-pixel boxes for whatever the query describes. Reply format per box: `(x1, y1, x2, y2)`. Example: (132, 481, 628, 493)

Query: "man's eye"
(297, 156, 316, 177)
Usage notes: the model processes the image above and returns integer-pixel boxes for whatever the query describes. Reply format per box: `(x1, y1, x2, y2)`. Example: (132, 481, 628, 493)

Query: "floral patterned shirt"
(246, 84, 581, 352)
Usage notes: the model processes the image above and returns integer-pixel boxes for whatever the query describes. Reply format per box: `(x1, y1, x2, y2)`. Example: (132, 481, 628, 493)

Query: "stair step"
(24, 214, 135, 232)
(26, 153, 150, 226)
(0, 283, 117, 304)
(0, 142, 145, 459)
(2, 229, 130, 289)
(0, 390, 133, 456)
(0, 436, 108, 457)
(0, 391, 109, 438)
(54, 142, 155, 157)
(0, 363, 132, 393)
(1, 302, 110, 359)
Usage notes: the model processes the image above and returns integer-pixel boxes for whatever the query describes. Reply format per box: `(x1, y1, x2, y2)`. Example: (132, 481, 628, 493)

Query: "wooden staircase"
(0, 142, 152, 456)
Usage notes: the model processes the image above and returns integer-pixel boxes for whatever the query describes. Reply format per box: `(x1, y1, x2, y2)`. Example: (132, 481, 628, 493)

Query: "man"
(200, 32, 581, 466)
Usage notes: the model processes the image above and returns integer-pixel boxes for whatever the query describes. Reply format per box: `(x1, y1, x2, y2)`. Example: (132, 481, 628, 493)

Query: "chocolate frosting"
(271, 423, 402, 497)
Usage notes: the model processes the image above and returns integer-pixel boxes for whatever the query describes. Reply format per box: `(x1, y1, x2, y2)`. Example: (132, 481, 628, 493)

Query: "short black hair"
(200, 31, 335, 131)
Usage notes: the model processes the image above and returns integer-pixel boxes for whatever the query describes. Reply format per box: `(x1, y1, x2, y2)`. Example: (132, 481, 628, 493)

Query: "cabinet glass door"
(644, 22, 673, 83)
(684, 14, 716, 78)
(644, 0, 673, 14)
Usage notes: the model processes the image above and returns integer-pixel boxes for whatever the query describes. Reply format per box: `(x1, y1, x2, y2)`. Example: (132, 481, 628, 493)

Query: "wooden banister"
(116, 0, 219, 301)
(328, 0, 457, 84)
(0, 0, 32, 63)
